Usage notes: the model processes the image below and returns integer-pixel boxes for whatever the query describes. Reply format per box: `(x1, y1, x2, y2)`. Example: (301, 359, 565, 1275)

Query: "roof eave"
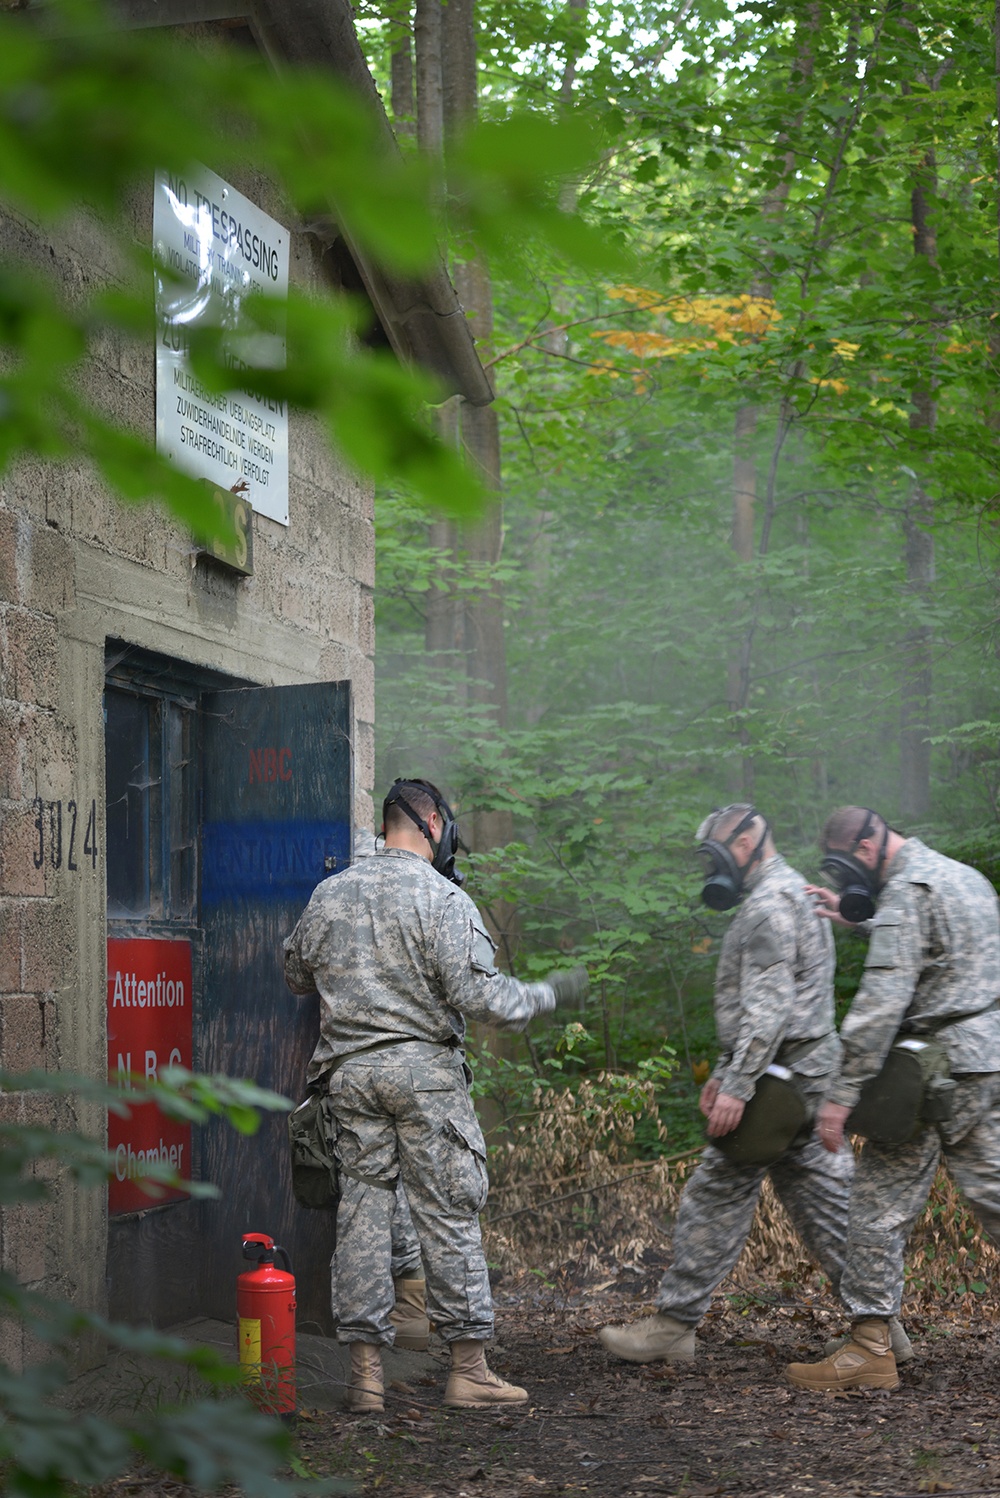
(108, 0, 494, 405)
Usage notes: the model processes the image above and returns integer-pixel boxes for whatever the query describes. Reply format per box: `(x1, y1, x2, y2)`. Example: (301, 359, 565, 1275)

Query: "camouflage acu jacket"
(830, 837, 1000, 1107)
(283, 846, 554, 1083)
(711, 854, 839, 1103)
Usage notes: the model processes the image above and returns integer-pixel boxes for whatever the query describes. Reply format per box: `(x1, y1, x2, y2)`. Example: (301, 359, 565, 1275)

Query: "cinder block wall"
(0, 172, 374, 1365)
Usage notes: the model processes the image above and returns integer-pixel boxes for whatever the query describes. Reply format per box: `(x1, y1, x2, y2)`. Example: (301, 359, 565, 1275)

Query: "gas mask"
(382, 779, 465, 887)
(820, 810, 887, 923)
(698, 807, 768, 912)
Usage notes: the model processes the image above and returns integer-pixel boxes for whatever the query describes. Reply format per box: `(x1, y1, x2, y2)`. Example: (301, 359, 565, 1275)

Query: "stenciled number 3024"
(32, 797, 97, 872)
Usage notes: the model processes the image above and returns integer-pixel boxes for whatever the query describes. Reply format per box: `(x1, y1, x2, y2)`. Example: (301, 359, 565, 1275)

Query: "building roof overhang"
(53, 0, 495, 406)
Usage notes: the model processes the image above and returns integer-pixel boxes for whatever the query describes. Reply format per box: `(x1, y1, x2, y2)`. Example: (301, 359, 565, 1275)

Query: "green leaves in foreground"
(0, 1066, 290, 1207)
(0, 1361, 341, 1498)
(0, 1068, 336, 1497)
(0, 0, 615, 535)
(186, 293, 487, 521)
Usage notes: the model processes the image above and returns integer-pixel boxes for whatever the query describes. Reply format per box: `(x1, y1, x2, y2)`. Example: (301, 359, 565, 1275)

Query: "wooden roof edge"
(26, 0, 495, 406)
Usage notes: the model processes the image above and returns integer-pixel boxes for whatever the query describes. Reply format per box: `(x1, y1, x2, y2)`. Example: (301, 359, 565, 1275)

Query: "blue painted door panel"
(197, 681, 351, 1328)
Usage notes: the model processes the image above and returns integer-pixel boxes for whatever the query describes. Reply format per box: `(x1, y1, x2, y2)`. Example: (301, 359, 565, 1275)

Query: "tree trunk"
(725, 2, 819, 798)
(727, 403, 757, 797)
(425, 397, 463, 663)
(899, 163, 937, 822)
(994, 0, 1000, 353)
(555, 0, 587, 210)
(387, 0, 414, 136)
(989, 0, 1000, 669)
(414, 0, 465, 677)
(995, 0, 1000, 276)
(440, 0, 513, 864)
(896, 14, 943, 822)
(414, 0, 443, 152)
(442, 0, 476, 128)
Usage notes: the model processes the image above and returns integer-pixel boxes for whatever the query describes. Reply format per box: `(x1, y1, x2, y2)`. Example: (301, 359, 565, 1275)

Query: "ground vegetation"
(85, 1157, 1000, 1498)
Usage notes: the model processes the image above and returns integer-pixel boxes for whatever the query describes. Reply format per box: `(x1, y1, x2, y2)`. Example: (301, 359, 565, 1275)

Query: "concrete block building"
(0, 0, 491, 1357)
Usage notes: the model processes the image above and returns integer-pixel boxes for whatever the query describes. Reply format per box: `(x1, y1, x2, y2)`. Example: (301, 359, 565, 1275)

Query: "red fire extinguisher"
(237, 1232, 296, 1418)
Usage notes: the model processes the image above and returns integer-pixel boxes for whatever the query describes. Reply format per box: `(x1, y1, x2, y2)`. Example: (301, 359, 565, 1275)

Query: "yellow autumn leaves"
(589, 284, 860, 395)
(601, 286, 783, 350)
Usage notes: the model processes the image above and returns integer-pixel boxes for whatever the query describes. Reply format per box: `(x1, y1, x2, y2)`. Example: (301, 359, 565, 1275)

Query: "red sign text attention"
(107, 937, 193, 1215)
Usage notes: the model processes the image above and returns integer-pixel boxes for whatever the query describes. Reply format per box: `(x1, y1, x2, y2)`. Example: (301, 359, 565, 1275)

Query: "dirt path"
(297, 1273, 1000, 1497)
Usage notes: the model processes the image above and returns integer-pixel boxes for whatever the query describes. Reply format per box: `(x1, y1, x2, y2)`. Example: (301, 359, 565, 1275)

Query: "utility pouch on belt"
(847, 1036, 954, 1145)
(288, 1037, 426, 1208)
(712, 1065, 809, 1168)
(288, 1088, 339, 1210)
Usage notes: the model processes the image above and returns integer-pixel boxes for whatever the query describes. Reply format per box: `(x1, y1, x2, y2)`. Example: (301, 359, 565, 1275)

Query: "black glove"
(544, 966, 589, 1008)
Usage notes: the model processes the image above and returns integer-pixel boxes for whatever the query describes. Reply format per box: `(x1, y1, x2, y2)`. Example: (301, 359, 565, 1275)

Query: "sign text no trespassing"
(154, 165, 290, 526)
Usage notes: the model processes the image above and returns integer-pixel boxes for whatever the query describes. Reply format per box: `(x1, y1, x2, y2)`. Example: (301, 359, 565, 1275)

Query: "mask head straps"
(835, 808, 888, 871)
(382, 779, 464, 886)
(720, 807, 763, 853)
(698, 806, 768, 912)
(820, 808, 888, 922)
(850, 809, 876, 853)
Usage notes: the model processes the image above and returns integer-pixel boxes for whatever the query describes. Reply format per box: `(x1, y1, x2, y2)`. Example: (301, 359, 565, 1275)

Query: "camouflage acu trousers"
(655, 1128, 854, 1326)
(327, 1040, 493, 1346)
(390, 1184, 422, 1278)
(841, 1073, 1000, 1320)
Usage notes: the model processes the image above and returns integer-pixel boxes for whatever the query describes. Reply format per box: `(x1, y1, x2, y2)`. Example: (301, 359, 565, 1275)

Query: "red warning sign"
(107, 937, 193, 1215)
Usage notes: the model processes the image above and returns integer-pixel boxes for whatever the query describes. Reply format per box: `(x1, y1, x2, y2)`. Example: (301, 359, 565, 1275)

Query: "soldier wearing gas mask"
(786, 806, 1000, 1392)
(284, 778, 587, 1412)
(599, 804, 855, 1366)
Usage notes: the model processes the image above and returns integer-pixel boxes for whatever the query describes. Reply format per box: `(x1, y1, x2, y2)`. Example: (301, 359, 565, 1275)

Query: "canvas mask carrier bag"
(288, 1087, 339, 1210)
(710, 1066, 808, 1167)
(846, 1019, 968, 1145)
(710, 1036, 828, 1168)
(288, 1041, 400, 1210)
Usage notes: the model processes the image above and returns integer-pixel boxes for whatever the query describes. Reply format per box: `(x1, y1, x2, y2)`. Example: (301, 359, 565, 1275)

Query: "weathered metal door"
(197, 681, 351, 1328)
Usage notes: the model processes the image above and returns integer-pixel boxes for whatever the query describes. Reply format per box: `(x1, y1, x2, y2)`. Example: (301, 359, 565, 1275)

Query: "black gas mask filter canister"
(382, 778, 465, 887)
(819, 809, 887, 923)
(698, 807, 769, 912)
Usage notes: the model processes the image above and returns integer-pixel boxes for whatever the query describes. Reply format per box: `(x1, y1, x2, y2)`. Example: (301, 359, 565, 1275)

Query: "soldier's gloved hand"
(543, 966, 589, 1009)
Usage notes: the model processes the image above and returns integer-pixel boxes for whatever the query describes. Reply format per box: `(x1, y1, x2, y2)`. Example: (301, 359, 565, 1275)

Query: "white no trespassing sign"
(154, 165, 290, 526)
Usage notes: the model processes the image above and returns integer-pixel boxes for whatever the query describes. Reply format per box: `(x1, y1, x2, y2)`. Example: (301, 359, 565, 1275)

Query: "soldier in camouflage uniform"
(284, 778, 585, 1412)
(351, 829, 429, 1352)
(600, 805, 856, 1365)
(786, 807, 1000, 1391)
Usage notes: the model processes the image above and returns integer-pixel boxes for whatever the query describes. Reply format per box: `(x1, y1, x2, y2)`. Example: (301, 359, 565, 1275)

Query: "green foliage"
(0, 0, 612, 532)
(372, 0, 1000, 1144)
(0, 1066, 289, 1205)
(472, 1024, 676, 1186)
(470, 1021, 676, 1111)
(0, 1068, 336, 1497)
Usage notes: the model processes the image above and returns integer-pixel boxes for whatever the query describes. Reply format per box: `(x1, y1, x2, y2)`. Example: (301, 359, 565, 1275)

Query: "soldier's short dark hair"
(383, 778, 442, 836)
(697, 803, 760, 843)
(822, 806, 884, 850)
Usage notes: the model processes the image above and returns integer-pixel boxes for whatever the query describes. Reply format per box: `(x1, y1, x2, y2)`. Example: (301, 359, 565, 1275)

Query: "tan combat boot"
(346, 1342, 385, 1412)
(824, 1315, 914, 1365)
(598, 1312, 696, 1364)
(786, 1317, 900, 1391)
(389, 1276, 431, 1352)
(443, 1340, 528, 1409)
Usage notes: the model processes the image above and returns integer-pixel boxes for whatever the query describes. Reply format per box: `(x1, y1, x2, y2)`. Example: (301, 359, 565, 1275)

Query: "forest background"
(3, 3, 1000, 1491)
(351, 0, 1000, 1199)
